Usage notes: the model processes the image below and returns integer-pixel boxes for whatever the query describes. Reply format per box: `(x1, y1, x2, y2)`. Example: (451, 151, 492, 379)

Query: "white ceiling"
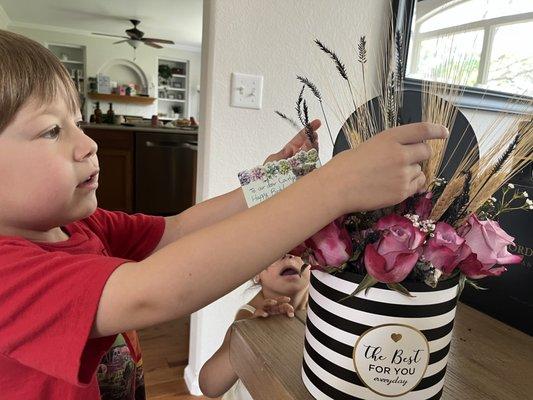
(0, 0, 203, 49)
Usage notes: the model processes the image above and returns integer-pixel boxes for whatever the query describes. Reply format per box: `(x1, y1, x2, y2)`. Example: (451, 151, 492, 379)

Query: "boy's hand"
(322, 122, 449, 214)
(254, 296, 295, 318)
(264, 119, 321, 163)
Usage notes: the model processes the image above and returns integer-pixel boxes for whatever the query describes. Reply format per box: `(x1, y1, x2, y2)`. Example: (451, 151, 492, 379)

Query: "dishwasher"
(135, 132, 197, 215)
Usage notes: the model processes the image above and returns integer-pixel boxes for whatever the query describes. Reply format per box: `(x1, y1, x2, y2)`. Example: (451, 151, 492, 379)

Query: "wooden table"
(229, 303, 532, 400)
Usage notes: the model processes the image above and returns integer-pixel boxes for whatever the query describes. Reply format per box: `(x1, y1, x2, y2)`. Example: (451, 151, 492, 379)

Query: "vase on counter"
(302, 270, 458, 400)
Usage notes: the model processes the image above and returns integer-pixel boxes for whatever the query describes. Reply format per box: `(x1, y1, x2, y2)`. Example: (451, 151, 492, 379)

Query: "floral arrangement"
(282, 32, 532, 296)
(291, 182, 529, 296)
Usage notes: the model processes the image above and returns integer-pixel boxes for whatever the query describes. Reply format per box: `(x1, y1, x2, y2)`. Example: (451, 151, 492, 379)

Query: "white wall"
(0, 5, 9, 29)
(186, 0, 391, 394)
(7, 25, 201, 120)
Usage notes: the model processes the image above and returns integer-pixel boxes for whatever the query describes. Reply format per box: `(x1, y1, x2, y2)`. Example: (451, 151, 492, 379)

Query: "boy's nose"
(74, 130, 98, 161)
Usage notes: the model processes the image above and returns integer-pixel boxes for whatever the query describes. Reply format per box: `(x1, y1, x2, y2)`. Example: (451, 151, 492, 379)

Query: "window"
(406, 0, 533, 97)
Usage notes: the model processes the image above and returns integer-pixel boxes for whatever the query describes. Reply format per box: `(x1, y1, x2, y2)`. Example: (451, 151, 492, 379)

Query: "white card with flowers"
(238, 149, 321, 207)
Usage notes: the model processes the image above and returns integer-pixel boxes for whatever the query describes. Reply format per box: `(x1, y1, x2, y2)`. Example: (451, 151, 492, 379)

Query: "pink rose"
(457, 253, 507, 279)
(415, 192, 433, 219)
(364, 215, 426, 283)
(290, 218, 352, 269)
(460, 214, 522, 270)
(423, 222, 468, 274)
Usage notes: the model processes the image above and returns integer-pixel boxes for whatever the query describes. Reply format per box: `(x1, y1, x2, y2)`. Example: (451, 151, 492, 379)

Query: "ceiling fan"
(93, 19, 175, 49)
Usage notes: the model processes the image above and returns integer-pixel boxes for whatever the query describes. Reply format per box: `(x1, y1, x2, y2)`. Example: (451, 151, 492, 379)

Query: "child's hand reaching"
(253, 296, 295, 318)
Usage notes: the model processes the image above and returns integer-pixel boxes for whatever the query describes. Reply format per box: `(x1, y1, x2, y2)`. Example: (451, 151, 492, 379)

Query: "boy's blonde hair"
(0, 30, 80, 133)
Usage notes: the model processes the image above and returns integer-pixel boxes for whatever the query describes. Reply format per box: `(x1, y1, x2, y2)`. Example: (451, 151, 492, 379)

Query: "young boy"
(0, 30, 446, 400)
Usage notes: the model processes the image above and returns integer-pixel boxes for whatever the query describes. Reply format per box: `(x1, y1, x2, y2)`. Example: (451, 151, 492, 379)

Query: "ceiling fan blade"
(144, 41, 163, 49)
(113, 40, 128, 44)
(93, 32, 129, 39)
(142, 38, 175, 44)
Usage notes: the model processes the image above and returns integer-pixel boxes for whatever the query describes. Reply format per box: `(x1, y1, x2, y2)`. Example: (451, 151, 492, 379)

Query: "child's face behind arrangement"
(0, 96, 99, 237)
(258, 254, 310, 297)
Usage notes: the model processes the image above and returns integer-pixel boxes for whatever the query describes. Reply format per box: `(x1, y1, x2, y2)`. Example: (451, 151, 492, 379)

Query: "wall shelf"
(88, 93, 155, 104)
(160, 86, 186, 91)
(158, 98, 186, 103)
(48, 43, 86, 116)
(158, 58, 189, 119)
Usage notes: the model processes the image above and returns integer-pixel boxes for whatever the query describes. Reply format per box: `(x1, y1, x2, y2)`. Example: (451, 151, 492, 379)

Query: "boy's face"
(0, 96, 99, 231)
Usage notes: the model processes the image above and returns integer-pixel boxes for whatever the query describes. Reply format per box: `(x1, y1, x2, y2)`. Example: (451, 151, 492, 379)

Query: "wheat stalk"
(430, 173, 467, 221)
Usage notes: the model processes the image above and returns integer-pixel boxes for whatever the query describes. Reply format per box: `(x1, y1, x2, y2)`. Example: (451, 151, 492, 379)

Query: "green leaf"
(386, 282, 415, 298)
(339, 274, 378, 302)
(466, 279, 488, 291)
(456, 273, 467, 301)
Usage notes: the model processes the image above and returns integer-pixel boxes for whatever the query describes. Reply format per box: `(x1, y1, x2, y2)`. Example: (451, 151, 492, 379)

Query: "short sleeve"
(0, 240, 127, 386)
(84, 208, 165, 261)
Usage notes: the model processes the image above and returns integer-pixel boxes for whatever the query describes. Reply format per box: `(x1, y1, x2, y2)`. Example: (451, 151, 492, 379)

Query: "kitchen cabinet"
(84, 128, 134, 213)
(135, 133, 197, 215)
(83, 125, 197, 216)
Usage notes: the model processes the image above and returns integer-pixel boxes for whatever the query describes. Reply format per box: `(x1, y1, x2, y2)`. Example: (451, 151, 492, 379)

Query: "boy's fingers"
(392, 123, 448, 145)
(293, 119, 320, 141)
(307, 119, 321, 132)
(406, 163, 422, 179)
(409, 173, 427, 195)
(405, 142, 431, 164)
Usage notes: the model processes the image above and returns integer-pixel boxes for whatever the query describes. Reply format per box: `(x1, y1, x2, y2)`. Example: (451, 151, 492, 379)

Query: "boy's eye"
(75, 120, 83, 129)
(41, 125, 61, 139)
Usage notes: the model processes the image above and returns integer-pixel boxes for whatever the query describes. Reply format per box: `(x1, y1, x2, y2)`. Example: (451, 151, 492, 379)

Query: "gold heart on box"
(391, 333, 402, 342)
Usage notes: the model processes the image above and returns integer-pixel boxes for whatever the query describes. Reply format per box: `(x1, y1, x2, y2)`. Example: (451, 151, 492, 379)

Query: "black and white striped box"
(302, 270, 458, 399)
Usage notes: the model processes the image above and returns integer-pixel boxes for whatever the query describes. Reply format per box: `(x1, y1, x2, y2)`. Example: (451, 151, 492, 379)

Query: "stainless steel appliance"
(135, 132, 197, 215)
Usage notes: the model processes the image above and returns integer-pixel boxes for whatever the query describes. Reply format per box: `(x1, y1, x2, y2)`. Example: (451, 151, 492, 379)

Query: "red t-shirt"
(0, 208, 165, 399)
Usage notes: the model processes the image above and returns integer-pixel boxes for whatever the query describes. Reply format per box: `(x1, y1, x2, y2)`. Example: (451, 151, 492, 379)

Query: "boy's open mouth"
(280, 267, 299, 277)
(77, 170, 99, 188)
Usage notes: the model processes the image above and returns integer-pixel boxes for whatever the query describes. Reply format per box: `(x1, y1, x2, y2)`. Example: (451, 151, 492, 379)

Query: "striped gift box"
(302, 270, 458, 400)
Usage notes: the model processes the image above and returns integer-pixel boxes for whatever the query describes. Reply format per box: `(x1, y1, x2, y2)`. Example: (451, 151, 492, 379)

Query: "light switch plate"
(230, 72, 263, 109)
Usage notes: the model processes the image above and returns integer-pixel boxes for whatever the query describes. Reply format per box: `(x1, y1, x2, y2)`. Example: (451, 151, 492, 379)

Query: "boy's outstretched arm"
(153, 121, 320, 251)
(91, 123, 447, 338)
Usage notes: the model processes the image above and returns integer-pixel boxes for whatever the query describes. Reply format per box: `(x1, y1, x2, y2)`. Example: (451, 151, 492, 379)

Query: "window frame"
(394, 0, 533, 114)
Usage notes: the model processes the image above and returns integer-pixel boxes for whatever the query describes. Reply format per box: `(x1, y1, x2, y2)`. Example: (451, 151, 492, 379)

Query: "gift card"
(238, 149, 321, 207)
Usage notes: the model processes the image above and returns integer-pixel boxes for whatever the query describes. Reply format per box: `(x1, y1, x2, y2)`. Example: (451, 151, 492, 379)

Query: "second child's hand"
(254, 296, 295, 318)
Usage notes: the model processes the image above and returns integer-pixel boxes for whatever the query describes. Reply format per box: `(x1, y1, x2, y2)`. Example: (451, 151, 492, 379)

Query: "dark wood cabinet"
(83, 126, 197, 216)
(84, 128, 134, 213)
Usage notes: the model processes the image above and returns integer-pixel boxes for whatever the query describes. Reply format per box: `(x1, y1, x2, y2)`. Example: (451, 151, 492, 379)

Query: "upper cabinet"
(157, 58, 189, 121)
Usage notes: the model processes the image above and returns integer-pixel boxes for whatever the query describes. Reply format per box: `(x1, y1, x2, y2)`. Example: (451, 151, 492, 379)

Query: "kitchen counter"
(82, 123, 198, 135)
